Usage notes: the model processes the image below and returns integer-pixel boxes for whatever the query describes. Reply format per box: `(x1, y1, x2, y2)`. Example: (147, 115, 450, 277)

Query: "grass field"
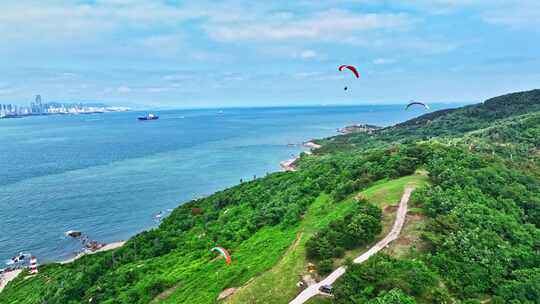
(159, 225, 299, 304)
(225, 193, 357, 304)
(338, 173, 430, 262)
(306, 296, 332, 304)
(225, 173, 429, 304)
(359, 172, 429, 208)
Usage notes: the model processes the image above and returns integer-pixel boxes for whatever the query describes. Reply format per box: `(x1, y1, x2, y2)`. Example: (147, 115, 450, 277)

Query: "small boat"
(138, 113, 159, 121)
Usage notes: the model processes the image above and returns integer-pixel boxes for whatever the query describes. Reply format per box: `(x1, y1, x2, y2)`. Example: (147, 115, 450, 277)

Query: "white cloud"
(300, 50, 318, 59)
(117, 86, 131, 93)
(205, 9, 414, 42)
(221, 73, 246, 82)
(0, 1, 202, 45)
(0, 86, 17, 95)
(343, 35, 458, 54)
(292, 71, 341, 81)
(481, 2, 540, 29)
(137, 34, 185, 57)
(373, 58, 396, 65)
(396, 0, 540, 29)
(145, 87, 170, 93)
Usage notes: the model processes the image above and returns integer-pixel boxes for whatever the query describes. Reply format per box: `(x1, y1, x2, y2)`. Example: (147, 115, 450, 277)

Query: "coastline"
(1, 136, 322, 294)
(0, 110, 128, 120)
(0, 270, 22, 293)
(0, 241, 126, 294)
(61, 241, 126, 264)
(280, 141, 322, 172)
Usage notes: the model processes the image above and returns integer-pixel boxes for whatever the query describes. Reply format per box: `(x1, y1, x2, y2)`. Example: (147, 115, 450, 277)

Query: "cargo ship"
(138, 113, 159, 121)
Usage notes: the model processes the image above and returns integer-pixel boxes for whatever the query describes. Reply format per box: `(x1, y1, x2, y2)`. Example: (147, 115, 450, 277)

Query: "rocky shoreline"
(280, 141, 322, 172)
(0, 241, 126, 294)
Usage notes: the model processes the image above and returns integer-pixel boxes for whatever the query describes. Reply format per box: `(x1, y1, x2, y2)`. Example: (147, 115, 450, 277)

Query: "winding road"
(289, 186, 415, 304)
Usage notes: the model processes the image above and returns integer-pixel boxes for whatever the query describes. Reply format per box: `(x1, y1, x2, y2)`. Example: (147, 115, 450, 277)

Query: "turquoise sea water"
(0, 105, 453, 263)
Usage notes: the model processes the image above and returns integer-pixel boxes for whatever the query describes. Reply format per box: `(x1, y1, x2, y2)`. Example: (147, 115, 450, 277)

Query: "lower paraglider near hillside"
(211, 247, 232, 266)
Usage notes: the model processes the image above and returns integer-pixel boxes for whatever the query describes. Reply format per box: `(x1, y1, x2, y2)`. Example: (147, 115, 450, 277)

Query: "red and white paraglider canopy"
(338, 65, 360, 78)
(211, 247, 232, 265)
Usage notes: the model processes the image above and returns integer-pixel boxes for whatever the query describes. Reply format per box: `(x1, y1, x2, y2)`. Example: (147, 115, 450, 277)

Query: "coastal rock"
(280, 158, 297, 172)
(217, 288, 237, 300)
(337, 124, 381, 135)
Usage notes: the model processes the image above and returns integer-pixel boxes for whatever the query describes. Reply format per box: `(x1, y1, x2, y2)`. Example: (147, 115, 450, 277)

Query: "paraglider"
(405, 100, 429, 110)
(338, 65, 360, 78)
(211, 247, 231, 265)
(338, 65, 359, 91)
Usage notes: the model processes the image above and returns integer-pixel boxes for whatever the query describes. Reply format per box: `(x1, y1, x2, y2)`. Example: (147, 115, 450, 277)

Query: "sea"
(0, 105, 455, 263)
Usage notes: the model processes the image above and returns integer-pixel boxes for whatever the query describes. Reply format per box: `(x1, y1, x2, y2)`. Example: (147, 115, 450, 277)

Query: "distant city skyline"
(0, 95, 128, 118)
(0, 1, 539, 108)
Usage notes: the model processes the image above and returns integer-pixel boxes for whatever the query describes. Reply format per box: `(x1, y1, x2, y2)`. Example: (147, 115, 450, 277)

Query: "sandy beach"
(61, 241, 126, 264)
(303, 141, 322, 149)
(280, 158, 298, 171)
(0, 269, 22, 293)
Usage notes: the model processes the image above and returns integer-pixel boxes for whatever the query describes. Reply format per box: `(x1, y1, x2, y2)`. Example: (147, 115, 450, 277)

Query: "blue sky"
(1, 0, 539, 108)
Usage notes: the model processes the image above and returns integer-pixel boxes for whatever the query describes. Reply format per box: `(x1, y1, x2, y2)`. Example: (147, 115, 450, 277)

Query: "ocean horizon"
(0, 104, 458, 264)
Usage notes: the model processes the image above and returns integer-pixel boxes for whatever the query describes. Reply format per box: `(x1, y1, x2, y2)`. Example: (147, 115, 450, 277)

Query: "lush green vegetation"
(305, 201, 382, 274)
(2, 89, 539, 304)
(420, 147, 540, 301)
(316, 90, 540, 303)
(227, 174, 428, 304)
(315, 89, 540, 155)
(333, 255, 448, 303)
(332, 144, 540, 303)
(225, 193, 355, 304)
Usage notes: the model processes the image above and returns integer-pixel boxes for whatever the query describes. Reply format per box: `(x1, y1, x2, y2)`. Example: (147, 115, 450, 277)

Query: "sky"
(0, 0, 539, 108)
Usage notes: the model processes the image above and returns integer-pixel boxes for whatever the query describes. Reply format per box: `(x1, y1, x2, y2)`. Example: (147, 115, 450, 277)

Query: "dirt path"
(0, 269, 22, 293)
(289, 186, 415, 304)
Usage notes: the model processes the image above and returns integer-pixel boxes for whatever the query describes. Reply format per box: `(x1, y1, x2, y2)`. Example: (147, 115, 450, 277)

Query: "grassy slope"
(304, 174, 430, 304)
(226, 174, 428, 304)
(335, 173, 430, 264)
(0, 228, 298, 304)
(157, 226, 298, 304)
(359, 173, 428, 208)
(225, 194, 354, 304)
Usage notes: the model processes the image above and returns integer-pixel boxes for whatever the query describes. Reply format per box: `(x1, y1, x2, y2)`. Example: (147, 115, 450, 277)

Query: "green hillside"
(1, 89, 539, 304)
(226, 174, 428, 304)
(316, 88, 540, 154)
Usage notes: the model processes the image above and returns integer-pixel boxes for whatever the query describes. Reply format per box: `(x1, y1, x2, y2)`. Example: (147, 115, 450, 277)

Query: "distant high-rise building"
(35, 95, 43, 114)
